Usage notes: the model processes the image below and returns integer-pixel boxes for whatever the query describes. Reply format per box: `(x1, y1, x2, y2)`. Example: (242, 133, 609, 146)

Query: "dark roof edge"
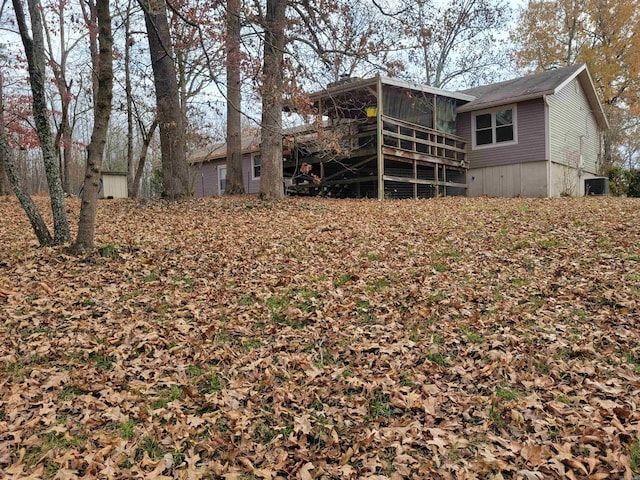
(457, 65, 608, 130)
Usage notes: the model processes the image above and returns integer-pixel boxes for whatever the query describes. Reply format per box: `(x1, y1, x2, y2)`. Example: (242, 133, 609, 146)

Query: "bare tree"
(138, 0, 191, 199)
(0, 154, 7, 195)
(225, 0, 244, 194)
(122, 0, 136, 193)
(373, 0, 511, 88)
(1, 74, 52, 245)
(12, 0, 70, 244)
(42, 0, 82, 195)
(130, 116, 158, 199)
(258, 0, 286, 200)
(73, 0, 113, 252)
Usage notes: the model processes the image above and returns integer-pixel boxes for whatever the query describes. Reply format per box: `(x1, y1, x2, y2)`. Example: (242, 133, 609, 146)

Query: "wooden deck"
(285, 117, 468, 199)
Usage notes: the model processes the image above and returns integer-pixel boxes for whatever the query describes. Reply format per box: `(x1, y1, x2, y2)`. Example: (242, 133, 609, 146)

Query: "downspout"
(543, 94, 551, 197)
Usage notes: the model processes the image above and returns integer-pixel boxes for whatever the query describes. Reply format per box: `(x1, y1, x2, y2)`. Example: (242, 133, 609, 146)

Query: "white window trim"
(251, 154, 261, 180)
(217, 164, 227, 195)
(471, 104, 518, 150)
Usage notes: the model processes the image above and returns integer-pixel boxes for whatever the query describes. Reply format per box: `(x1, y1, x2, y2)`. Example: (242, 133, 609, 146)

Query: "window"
(218, 165, 227, 195)
(473, 106, 516, 148)
(252, 155, 261, 179)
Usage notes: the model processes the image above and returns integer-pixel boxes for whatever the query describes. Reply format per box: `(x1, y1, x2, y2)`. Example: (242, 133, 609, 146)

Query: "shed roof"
(457, 64, 608, 129)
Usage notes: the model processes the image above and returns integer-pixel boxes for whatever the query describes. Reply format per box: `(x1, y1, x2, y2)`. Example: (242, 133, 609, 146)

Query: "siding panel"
(547, 79, 599, 174)
(192, 155, 259, 197)
(192, 161, 221, 197)
(459, 99, 547, 169)
(468, 161, 547, 197)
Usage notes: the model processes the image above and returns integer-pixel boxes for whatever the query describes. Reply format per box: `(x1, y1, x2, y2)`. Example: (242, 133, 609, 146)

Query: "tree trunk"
(0, 150, 8, 195)
(54, 109, 73, 195)
(13, 0, 70, 244)
(139, 0, 191, 200)
(61, 118, 72, 194)
(0, 74, 53, 246)
(130, 118, 158, 199)
(125, 0, 135, 193)
(259, 0, 286, 200)
(73, 0, 113, 252)
(602, 129, 614, 174)
(44, 0, 74, 196)
(225, 0, 244, 195)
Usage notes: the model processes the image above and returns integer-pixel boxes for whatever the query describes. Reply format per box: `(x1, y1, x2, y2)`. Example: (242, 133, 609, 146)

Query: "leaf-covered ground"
(1, 196, 639, 480)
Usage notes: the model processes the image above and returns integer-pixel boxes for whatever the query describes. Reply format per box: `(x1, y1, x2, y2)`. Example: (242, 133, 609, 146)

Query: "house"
(190, 77, 472, 199)
(458, 64, 608, 197)
(190, 132, 261, 197)
(189, 64, 607, 198)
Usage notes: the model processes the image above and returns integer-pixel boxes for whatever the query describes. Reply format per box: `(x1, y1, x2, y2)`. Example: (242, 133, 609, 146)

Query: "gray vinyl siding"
(191, 153, 261, 197)
(458, 99, 547, 169)
(547, 79, 599, 174)
(243, 154, 261, 194)
(192, 161, 222, 197)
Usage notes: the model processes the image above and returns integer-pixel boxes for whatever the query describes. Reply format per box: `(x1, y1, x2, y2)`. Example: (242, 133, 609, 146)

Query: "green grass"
(356, 299, 375, 323)
(143, 270, 160, 282)
(58, 386, 85, 400)
(150, 385, 182, 410)
(334, 273, 355, 287)
(185, 364, 203, 377)
(630, 439, 640, 473)
(365, 277, 391, 292)
(195, 369, 225, 395)
(489, 404, 506, 430)
(238, 294, 256, 306)
(369, 391, 393, 419)
(98, 243, 120, 258)
(623, 350, 640, 372)
(460, 326, 484, 343)
(495, 386, 521, 401)
(120, 420, 136, 440)
(291, 287, 321, 312)
(432, 250, 462, 260)
(511, 277, 528, 287)
(434, 262, 448, 272)
(267, 295, 289, 310)
(538, 238, 561, 249)
(243, 338, 261, 351)
(424, 352, 448, 367)
(253, 422, 274, 443)
(140, 435, 164, 460)
(90, 353, 114, 370)
(45, 431, 85, 450)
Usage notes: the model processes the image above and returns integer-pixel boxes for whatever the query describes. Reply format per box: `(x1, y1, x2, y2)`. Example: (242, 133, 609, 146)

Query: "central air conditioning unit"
(585, 177, 609, 196)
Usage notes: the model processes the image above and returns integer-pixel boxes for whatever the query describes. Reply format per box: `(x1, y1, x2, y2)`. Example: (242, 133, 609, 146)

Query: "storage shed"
(99, 172, 128, 199)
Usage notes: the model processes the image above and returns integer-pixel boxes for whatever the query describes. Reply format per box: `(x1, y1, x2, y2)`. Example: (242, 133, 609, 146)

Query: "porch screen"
(382, 87, 433, 128)
(436, 97, 457, 135)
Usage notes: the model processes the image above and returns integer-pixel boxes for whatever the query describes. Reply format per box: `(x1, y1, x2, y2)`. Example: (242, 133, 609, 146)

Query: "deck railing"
(381, 116, 466, 165)
(291, 116, 467, 167)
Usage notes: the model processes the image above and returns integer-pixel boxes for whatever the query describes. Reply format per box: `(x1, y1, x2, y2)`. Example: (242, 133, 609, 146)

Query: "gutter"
(457, 90, 555, 113)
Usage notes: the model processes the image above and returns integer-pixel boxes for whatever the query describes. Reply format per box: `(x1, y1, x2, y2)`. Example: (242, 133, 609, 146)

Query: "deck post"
(376, 76, 384, 200)
(413, 160, 417, 199)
